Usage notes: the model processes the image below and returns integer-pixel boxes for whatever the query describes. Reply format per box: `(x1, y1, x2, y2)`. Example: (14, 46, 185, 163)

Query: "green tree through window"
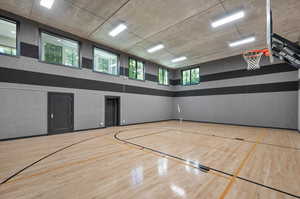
(41, 32, 79, 68)
(129, 58, 136, 79)
(0, 45, 16, 56)
(0, 18, 17, 56)
(191, 68, 200, 84)
(94, 48, 118, 75)
(137, 61, 144, 80)
(44, 43, 62, 64)
(158, 67, 169, 85)
(182, 67, 200, 85)
(65, 48, 78, 66)
(129, 58, 144, 80)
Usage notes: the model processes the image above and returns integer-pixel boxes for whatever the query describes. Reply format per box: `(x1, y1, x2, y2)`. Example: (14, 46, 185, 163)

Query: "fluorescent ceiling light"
(147, 44, 164, 53)
(40, 0, 55, 9)
(172, 56, 187, 63)
(109, 24, 127, 37)
(211, 11, 245, 28)
(229, 36, 256, 47)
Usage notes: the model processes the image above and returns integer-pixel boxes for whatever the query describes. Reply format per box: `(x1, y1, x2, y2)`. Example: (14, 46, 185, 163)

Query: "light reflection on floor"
(171, 184, 186, 197)
(131, 166, 144, 186)
(158, 158, 168, 176)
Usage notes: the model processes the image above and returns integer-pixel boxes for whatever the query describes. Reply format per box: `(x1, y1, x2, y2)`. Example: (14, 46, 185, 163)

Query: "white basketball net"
(243, 51, 264, 70)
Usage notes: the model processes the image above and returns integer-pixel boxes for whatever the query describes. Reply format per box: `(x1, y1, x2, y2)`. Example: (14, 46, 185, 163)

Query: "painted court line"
(0, 132, 113, 185)
(4, 147, 131, 184)
(177, 128, 300, 151)
(115, 129, 300, 199)
(218, 133, 266, 199)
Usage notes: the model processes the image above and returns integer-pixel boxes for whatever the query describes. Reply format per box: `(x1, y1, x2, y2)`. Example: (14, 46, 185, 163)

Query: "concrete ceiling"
(0, 0, 299, 68)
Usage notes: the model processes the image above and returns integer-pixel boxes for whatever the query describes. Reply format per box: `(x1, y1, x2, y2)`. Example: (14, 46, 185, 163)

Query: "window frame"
(158, 67, 169, 86)
(92, 46, 120, 76)
(181, 67, 200, 86)
(0, 16, 20, 57)
(128, 57, 145, 81)
(39, 29, 81, 69)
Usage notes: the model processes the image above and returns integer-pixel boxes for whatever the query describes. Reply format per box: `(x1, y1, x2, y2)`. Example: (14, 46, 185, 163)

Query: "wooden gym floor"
(0, 121, 300, 199)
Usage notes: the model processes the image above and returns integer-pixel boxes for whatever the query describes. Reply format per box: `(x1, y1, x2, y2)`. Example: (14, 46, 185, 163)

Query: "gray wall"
(0, 52, 173, 140)
(174, 92, 298, 129)
(0, 10, 299, 140)
(0, 82, 173, 140)
(0, 12, 174, 140)
(0, 86, 46, 139)
(173, 56, 299, 130)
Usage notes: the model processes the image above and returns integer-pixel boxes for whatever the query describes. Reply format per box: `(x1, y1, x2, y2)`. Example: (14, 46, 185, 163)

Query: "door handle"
(50, 113, 54, 119)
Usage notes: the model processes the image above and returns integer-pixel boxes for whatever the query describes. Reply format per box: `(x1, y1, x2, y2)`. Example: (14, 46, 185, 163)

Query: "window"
(129, 58, 144, 80)
(0, 18, 17, 56)
(41, 32, 79, 68)
(182, 67, 200, 85)
(158, 67, 169, 85)
(94, 48, 118, 75)
(191, 68, 200, 84)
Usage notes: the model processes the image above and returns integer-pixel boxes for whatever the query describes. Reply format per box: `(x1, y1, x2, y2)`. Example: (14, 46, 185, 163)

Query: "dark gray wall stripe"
(146, 73, 157, 82)
(170, 79, 181, 86)
(174, 81, 298, 97)
(81, 57, 93, 69)
(0, 67, 173, 97)
(172, 63, 297, 86)
(20, 42, 39, 59)
(120, 67, 130, 76)
(0, 67, 298, 97)
(125, 84, 171, 96)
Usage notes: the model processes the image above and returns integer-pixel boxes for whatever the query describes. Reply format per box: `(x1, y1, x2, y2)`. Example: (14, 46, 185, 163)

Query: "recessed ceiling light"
(172, 56, 187, 63)
(11, 31, 16, 34)
(147, 44, 164, 53)
(211, 11, 245, 28)
(229, 36, 256, 47)
(109, 23, 127, 37)
(40, 0, 55, 9)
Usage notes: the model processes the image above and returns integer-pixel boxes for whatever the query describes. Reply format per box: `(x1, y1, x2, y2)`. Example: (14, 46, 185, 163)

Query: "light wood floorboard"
(0, 121, 299, 199)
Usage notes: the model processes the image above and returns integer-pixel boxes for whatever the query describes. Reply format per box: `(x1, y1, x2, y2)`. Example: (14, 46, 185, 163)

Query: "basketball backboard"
(266, 0, 300, 68)
(266, 0, 274, 63)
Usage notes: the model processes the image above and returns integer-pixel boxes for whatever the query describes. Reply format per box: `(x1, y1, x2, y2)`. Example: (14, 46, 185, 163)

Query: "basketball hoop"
(243, 49, 270, 70)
